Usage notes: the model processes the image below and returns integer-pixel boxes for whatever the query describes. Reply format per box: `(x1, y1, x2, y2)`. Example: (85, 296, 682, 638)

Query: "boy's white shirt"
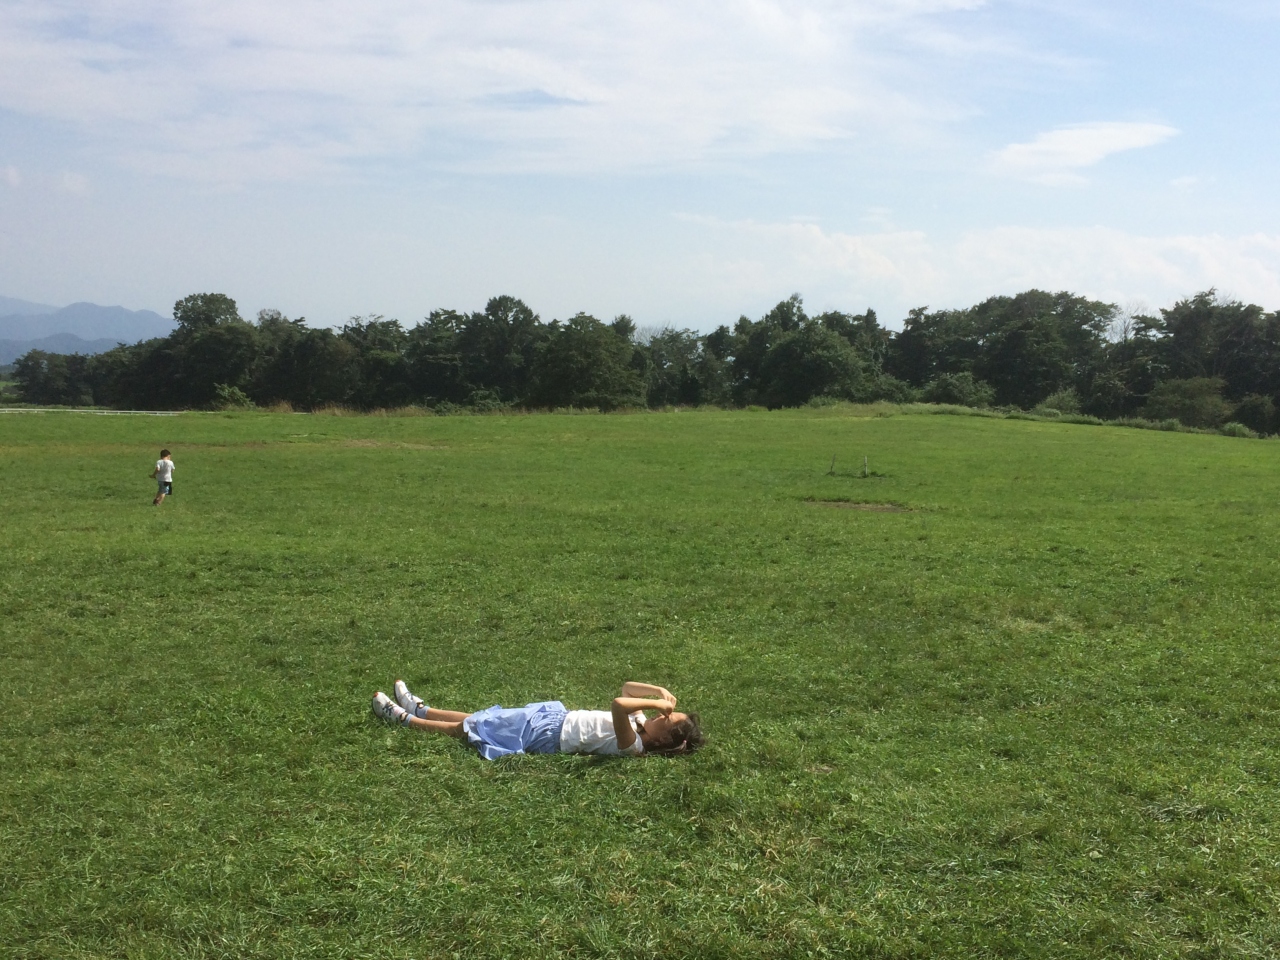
(155, 459, 174, 482)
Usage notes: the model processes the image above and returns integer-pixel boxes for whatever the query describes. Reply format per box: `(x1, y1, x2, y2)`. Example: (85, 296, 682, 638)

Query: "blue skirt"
(463, 701, 567, 760)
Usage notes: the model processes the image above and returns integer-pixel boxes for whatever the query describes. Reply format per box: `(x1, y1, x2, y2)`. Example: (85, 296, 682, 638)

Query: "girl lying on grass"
(372, 680, 704, 759)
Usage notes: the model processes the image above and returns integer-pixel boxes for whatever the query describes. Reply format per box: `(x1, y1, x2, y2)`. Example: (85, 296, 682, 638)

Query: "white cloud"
(58, 171, 89, 194)
(992, 122, 1179, 185)
(684, 217, 1280, 321)
(0, 0, 988, 180)
(951, 227, 1280, 307)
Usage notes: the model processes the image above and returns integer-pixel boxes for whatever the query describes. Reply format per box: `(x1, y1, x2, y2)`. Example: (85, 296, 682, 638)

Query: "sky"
(1, 0, 1278, 331)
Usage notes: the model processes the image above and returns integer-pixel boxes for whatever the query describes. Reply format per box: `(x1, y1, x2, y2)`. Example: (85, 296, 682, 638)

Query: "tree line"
(13, 288, 1280, 433)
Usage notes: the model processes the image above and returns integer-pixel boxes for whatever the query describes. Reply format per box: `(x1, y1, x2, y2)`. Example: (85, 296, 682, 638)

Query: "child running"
(372, 680, 703, 758)
(150, 449, 174, 506)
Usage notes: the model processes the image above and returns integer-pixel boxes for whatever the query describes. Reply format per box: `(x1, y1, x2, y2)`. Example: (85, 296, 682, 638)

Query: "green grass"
(2, 406, 1279, 958)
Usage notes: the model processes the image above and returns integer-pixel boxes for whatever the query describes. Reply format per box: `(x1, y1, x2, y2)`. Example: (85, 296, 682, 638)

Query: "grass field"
(2, 406, 1278, 958)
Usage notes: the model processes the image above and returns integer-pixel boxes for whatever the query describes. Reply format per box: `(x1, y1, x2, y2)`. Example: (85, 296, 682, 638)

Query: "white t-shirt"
(155, 459, 174, 482)
(559, 710, 644, 756)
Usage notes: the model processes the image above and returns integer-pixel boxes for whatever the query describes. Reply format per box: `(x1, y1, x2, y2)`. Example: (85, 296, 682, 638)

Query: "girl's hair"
(646, 712, 705, 756)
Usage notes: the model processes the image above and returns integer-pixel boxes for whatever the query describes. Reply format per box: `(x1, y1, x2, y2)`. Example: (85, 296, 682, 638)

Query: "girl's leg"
(423, 707, 470, 722)
(406, 716, 468, 738)
(394, 680, 469, 722)
(374, 692, 469, 739)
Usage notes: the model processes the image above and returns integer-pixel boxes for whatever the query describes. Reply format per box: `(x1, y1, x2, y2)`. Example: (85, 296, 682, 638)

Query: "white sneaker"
(394, 679, 428, 718)
(372, 691, 409, 724)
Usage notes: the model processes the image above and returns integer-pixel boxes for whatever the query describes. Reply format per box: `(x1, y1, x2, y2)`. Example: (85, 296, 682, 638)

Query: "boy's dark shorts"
(157, 481, 172, 495)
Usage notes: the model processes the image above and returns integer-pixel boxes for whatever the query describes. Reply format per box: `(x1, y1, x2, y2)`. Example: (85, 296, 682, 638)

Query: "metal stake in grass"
(864, 456, 869, 478)
(828, 455, 836, 476)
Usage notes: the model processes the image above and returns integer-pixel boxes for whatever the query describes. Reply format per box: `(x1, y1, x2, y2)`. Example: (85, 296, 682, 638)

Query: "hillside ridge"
(0, 299, 173, 346)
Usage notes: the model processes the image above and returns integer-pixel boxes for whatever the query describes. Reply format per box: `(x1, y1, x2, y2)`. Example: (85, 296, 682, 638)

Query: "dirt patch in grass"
(806, 499, 911, 512)
(340, 439, 445, 450)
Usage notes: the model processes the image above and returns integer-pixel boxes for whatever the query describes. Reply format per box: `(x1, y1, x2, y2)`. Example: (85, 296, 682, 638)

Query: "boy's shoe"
(372, 691, 409, 724)
(394, 680, 429, 719)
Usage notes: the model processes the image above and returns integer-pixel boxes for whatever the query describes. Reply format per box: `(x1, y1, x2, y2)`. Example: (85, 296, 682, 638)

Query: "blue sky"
(1, 0, 1277, 331)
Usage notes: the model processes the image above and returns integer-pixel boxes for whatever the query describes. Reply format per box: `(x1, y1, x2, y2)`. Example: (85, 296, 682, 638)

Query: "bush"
(466, 389, 510, 413)
(213, 383, 254, 410)
(1142, 378, 1233, 429)
(1082, 373, 1131, 419)
(1112, 417, 1164, 432)
(1231, 394, 1275, 435)
(805, 395, 845, 408)
(921, 372, 995, 408)
(1034, 388, 1081, 416)
(1219, 421, 1259, 439)
(859, 375, 918, 404)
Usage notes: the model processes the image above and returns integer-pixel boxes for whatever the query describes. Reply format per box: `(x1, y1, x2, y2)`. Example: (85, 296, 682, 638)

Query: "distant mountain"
(0, 302, 174, 343)
(0, 295, 59, 317)
(0, 333, 125, 365)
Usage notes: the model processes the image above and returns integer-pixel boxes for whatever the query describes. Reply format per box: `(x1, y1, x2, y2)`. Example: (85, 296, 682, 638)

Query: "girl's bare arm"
(620, 682, 676, 705)
(611, 697, 673, 751)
